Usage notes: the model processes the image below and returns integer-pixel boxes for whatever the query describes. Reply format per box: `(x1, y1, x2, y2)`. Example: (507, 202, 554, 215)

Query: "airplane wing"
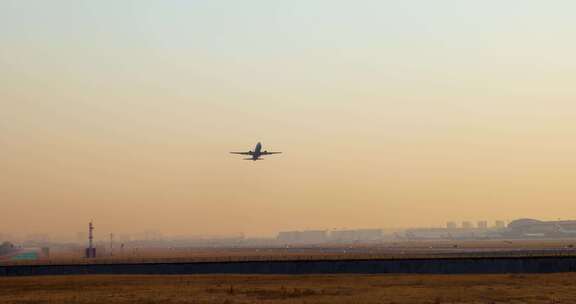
(261, 151, 282, 155)
(230, 151, 253, 155)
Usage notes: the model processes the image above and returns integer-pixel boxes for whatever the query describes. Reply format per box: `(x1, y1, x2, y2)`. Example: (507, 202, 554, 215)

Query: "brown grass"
(1, 273, 575, 303)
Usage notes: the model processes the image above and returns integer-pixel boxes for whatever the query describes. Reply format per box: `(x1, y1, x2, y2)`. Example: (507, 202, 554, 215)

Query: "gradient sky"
(2, 1, 576, 238)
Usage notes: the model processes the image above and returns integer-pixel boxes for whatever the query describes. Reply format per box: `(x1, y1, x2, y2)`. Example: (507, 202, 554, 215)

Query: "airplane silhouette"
(230, 142, 282, 161)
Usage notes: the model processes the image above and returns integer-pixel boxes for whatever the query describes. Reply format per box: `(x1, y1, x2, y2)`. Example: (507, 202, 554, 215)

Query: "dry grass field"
(1, 273, 575, 304)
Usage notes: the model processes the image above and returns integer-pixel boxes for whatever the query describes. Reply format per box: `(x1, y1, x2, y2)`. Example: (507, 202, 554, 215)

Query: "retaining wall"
(2, 256, 576, 276)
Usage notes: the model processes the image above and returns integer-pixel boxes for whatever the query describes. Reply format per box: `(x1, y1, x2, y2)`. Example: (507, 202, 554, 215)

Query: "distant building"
(277, 230, 327, 244)
(299, 230, 327, 243)
(278, 229, 384, 244)
(504, 218, 576, 238)
(356, 229, 383, 241)
(330, 230, 357, 242)
(404, 228, 459, 240)
(277, 231, 300, 243)
(0, 242, 15, 256)
(403, 218, 576, 240)
(403, 220, 502, 240)
(330, 229, 383, 242)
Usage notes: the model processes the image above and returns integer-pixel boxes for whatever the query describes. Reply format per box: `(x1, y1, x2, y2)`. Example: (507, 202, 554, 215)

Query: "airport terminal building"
(403, 218, 576, 240)
(504, 218, 576, 238)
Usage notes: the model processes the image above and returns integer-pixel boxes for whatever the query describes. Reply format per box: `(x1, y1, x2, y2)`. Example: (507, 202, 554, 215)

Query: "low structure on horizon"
(277, 230, 327, 244)
(402, 218, 576, 240)
(276, 229, 385, 244)
(503, 218, 576, 238)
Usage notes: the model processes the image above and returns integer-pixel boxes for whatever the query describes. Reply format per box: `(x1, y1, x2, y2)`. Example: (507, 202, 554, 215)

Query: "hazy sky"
(2, 1, 576, 238)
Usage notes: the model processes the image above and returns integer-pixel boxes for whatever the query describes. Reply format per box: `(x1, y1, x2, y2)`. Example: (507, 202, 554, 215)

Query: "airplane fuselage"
(248, 142, 263, 160)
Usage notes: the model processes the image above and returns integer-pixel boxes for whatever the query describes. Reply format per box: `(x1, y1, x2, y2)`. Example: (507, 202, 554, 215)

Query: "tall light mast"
(86, 221, 96, 258)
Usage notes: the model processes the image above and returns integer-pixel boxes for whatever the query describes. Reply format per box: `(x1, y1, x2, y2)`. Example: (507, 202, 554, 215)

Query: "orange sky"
(2, 1, 576, 238)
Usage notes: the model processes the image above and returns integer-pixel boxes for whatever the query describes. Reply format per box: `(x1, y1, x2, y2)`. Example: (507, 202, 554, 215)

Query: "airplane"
(230, 142, 282, 161)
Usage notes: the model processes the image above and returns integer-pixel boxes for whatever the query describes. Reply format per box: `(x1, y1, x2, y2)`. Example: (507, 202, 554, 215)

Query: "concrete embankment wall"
(2, 256, 576, 276)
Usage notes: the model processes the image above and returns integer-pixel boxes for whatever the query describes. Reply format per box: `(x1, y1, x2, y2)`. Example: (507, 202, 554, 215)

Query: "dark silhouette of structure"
(85, 222, 96, 258)
(230, 142, 282, 161)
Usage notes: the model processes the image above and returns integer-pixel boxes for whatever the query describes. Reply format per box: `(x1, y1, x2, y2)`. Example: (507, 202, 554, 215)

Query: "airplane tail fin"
(243, 158, 263, 161)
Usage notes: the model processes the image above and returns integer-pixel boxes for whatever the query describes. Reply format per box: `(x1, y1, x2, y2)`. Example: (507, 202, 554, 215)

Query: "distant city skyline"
(0, 217, 555, 242)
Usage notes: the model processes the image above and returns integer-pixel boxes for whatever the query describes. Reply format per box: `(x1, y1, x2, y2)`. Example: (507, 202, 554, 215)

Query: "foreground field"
(1, 273, 575, 304)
